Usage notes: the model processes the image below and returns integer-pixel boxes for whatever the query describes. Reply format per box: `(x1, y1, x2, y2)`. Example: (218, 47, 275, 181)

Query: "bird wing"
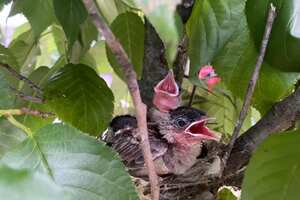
(102, 121, 168, 175)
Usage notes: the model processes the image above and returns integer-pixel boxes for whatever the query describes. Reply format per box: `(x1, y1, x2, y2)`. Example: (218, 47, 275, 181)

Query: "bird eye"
(176, 118, 188, 128)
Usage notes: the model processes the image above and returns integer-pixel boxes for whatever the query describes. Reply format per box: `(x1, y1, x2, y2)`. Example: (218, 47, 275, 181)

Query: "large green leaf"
(0, 164, 68, 200)
(246, 0, 300, 71)
(53, 0, 88, 47)
(212, 16, 300, 113)
(186, 0, 246, 79)
(2, 124, 138, 200)
(241, 131, 300, 200)
(44, 63, 114, 136)
(13, 0, 54, 38)
(133, 0, 183, 66)
(182, 82, 255, 137)
(0, 120, 26, 159)
(106, 12, 144, 79)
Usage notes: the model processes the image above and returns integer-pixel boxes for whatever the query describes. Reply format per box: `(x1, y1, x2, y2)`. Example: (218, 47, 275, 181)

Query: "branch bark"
(82, 1, 160, 199)
(225, 86, 300, 184)
(222, 4, 277, 173)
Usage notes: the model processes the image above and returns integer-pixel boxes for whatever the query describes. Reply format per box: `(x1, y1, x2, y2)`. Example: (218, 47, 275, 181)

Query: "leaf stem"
(5, 115, 33, 137)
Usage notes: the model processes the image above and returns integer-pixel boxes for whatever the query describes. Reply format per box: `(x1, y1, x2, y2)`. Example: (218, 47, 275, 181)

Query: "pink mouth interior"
(185, 120, 217, 140)
(155, 72, 179, 96)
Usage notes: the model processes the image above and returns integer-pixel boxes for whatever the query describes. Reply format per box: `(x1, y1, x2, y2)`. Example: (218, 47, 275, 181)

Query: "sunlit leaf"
(241, 131, 300, 200)
(133, 0, 183, 66)
(2, 124, 138, 200)
(13, 0, 55, 37)
(0, 165, 68, 200)
(186, 0, 246, 78)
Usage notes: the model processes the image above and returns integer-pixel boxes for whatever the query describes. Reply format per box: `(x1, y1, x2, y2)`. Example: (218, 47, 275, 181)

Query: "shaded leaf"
(186, 0, 246, 78)
(0, 164, 68, 200)
(0, 72, 15, 109)
(0, 44, 18, 68)
(53, 0, 88, 46)
(241, 131, 300, 200)
(246, 0, 300, 71)
(44, 63, 114, 135)
(16, 67, 55, 131)
(2, 124, 138, 200)
(106, 12, 144, 79)
(212, 16, 300, 113)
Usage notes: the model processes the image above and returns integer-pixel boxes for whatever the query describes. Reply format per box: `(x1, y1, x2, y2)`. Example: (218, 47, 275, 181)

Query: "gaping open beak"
(153, 71, 180, 112)
(184, 118, 218, 140)
(154, 71, 179, 96)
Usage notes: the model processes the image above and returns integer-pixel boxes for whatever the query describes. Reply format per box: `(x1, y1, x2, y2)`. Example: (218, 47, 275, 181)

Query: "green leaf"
(106, 12, 144, 79)
(16, 67, 55, 131)
(241, 131, 300, 200)
(0, 120, 26, 159)
(13, 0, 54, 38)
(133, 0, 183, 66)
(79, 18, 98, 55)
(0, 72, 15, 109)
(44, 63, 114, 136)
(246, 0, 300, 71)
(0, 165, 68, 200)
(95, 0, 119, 24)
(53, 0, 88, 47)
(2, 124, 138, 200)
(217, 187, 238, 200)
(182, 82, 256, 137)
(186, 0, 246, 78)
(52, 24, 67, 55)
(212, 16, 300, 113)
(8, 30, 40, 75)
(0, 44, 18, 68)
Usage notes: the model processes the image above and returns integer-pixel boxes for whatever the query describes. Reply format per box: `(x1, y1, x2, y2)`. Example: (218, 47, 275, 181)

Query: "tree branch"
(222, 4, 277, 174)
(0, 63, 43, 96)
(82, 1, 160, 199)
(0, 108, 54, 118)
(9, 87, 44, 103)
(224, 86, 300, 184)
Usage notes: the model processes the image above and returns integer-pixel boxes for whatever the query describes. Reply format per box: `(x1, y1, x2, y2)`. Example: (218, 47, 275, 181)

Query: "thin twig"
(82, 0, 160, 199)
(222, 4, 277, 175)
(9, 87, 44, 103)
(188, 85, 197, 107)
(0, 62, 43, 95)
(0, 108, 54, 118)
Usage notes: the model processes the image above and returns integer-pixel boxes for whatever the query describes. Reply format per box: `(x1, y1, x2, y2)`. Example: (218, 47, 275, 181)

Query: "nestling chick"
(102, 72, 218, 177)
(103, 106, 218, 176)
